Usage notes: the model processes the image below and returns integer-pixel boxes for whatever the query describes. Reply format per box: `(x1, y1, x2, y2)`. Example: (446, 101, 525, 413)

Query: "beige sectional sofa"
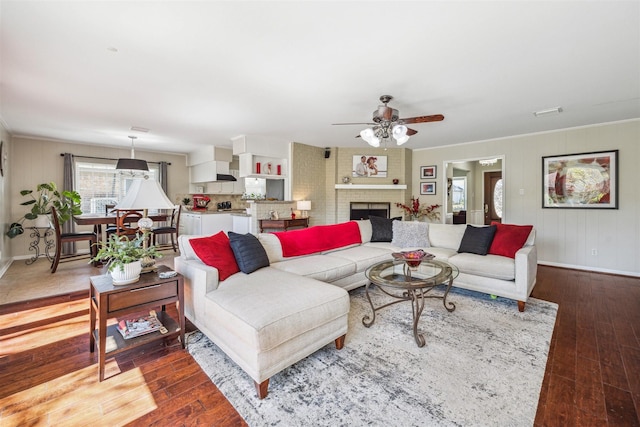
(175, 219, 537, 398)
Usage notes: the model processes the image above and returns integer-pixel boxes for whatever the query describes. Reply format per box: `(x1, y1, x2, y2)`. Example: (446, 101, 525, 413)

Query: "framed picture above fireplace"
(352, 155, 388, 178)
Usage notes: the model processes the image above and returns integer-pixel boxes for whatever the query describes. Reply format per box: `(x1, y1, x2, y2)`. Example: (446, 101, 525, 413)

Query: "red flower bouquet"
(396, 197, 441, 221)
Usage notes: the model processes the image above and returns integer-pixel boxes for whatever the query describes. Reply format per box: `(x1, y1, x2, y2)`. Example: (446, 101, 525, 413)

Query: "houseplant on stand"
(91, 232, 162, 285)
(6, 182, 82, 238)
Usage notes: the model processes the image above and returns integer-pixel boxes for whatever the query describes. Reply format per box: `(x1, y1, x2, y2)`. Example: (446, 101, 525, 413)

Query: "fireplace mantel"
(334, 184, 407, 190)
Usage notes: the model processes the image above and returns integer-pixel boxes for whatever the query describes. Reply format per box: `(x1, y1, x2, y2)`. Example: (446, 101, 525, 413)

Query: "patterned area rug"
(188, 286, 558, 426)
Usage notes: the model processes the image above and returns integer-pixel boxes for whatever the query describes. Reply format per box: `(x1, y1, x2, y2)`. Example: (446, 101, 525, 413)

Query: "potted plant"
(6, 182, 83, 238)
(91, 233, 162, 285)
(182, 197, 192, 210)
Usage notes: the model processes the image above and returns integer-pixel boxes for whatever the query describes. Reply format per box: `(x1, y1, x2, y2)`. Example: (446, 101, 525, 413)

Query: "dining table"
(74, 213, 170, 242)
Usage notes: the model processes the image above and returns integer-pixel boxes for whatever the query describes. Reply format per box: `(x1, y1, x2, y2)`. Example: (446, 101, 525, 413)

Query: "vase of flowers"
(396, 197, 441, 222)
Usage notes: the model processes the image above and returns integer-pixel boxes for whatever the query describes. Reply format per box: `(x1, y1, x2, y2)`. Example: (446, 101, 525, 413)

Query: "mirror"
(443, 156, 505, 225)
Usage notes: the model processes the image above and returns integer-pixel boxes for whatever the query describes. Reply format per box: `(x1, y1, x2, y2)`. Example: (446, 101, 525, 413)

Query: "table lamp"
(115, 176, 175, 271)
(297, 200, 311, 218)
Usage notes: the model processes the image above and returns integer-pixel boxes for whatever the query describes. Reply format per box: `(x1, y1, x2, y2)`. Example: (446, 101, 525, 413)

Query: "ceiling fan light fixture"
(335, 95, 444, 148)
(395, 135, 410, 145)
(392, 124, 408, 138)
(360, 128, 380, 147)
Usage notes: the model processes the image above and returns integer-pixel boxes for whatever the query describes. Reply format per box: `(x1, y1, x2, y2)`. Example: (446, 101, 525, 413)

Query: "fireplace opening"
(350, 202, 390, 220)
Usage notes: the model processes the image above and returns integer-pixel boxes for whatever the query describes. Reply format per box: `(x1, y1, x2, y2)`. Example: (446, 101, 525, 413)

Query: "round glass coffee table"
(364, 259, 459, 347)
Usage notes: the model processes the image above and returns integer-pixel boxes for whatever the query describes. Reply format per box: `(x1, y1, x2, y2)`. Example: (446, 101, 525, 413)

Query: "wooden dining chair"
(114, 209, 144, 239)
(103, 203, 118, 236)
(152, 205, 181, 252)
(50, 206, 99, 273)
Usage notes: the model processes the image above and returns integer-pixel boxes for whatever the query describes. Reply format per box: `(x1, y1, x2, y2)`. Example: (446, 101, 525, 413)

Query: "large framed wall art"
(542, 149, 618, 209)
(352, 155, 388, 178)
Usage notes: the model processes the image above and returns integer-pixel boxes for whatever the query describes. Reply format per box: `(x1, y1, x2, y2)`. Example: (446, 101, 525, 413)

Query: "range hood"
(216, 174, 237, 182)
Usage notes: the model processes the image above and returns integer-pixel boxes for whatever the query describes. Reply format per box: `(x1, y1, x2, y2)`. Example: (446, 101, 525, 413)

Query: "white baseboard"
(0, 259, 13, 279)
(538, 260, 640, 278)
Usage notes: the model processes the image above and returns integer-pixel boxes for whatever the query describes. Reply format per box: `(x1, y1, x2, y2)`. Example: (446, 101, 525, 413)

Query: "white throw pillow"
(391, 221, 430, 248)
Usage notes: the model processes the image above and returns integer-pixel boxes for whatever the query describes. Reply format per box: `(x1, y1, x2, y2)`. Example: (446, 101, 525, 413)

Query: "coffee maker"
(192, 194, 210, 211)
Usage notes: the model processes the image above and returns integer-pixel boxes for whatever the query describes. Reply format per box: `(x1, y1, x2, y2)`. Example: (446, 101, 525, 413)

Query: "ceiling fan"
(333, 95, 444, 147)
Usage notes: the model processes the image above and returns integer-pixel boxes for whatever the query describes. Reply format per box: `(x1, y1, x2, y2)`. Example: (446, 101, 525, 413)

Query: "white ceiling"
(1, 1, 638, 155)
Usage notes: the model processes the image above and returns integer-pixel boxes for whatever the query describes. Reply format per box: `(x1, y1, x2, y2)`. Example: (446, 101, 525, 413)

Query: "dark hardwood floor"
(1, 265, 638, 426)
(533, 267, 640, 426)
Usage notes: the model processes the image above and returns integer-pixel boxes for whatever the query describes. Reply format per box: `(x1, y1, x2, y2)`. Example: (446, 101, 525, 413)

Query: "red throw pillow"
(189, 232, 240, 281)
(488, 223, 533, 259)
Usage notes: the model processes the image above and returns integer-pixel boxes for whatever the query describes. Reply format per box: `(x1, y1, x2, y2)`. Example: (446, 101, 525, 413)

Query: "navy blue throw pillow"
(458, 225, 497, 256)
(228, 232, 270, 274)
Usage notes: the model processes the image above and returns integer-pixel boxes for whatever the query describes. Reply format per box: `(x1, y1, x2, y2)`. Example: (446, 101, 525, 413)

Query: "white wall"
(0, 123, 11, 274)
(413, 119, 640, 276)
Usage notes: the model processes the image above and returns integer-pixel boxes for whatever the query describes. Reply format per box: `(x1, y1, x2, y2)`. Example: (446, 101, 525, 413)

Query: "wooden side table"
(259, 217, 309, 232)
(89, 265, 185, 381)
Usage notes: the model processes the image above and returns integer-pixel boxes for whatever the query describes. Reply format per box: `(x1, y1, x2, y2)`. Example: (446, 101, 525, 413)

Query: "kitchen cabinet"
(181, 213, 200, 235)
(206, 181, 235, 194)
(187, 146, 232, 167)
(231, 170, 245, 195)
(232, 215, 251, 234)
(181, 213, 233, 236)
(190, 160, 230, 183)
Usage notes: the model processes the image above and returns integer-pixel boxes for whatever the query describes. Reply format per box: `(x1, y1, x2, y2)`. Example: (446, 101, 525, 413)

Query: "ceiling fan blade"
(401, 114, 445, 124)
(332, 122, 377, 126)
(406, 128, 418, 136)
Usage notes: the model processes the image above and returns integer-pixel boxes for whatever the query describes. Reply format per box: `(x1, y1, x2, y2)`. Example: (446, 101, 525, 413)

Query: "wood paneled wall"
(412, 119, 640, 276)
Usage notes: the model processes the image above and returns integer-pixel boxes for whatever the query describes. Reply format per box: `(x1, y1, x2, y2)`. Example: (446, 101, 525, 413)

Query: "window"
(493, 179, 503, 218)
(75, 160, 159, 214)
(451, 177, 467, 212)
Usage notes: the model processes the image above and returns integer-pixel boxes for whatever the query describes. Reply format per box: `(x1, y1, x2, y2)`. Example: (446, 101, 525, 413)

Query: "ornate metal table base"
(26, 227, 55, 265)
(363, 260, 457, 348)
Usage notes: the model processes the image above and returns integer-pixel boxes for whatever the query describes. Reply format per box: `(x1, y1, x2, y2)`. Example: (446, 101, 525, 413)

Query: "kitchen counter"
(185, 209, 247, 215)
(248, 200, 294, 204)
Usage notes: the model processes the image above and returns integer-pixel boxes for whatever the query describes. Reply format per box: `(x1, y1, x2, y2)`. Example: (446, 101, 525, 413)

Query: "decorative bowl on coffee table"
(391, 249, 435, 270)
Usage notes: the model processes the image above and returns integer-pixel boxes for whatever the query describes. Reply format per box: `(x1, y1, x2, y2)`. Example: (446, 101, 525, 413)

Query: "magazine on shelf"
(117, 315, 163, 339)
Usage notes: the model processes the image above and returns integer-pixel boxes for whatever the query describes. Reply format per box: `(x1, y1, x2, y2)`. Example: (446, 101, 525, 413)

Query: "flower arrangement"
(396, 197, 441, 221)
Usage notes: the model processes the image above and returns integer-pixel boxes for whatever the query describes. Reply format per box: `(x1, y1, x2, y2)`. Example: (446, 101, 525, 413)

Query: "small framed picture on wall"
(420, 181, 436, 195)
(420, 165, 437, 179)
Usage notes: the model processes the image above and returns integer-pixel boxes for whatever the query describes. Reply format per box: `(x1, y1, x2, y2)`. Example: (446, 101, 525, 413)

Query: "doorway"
(443, 156, 504, 224)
